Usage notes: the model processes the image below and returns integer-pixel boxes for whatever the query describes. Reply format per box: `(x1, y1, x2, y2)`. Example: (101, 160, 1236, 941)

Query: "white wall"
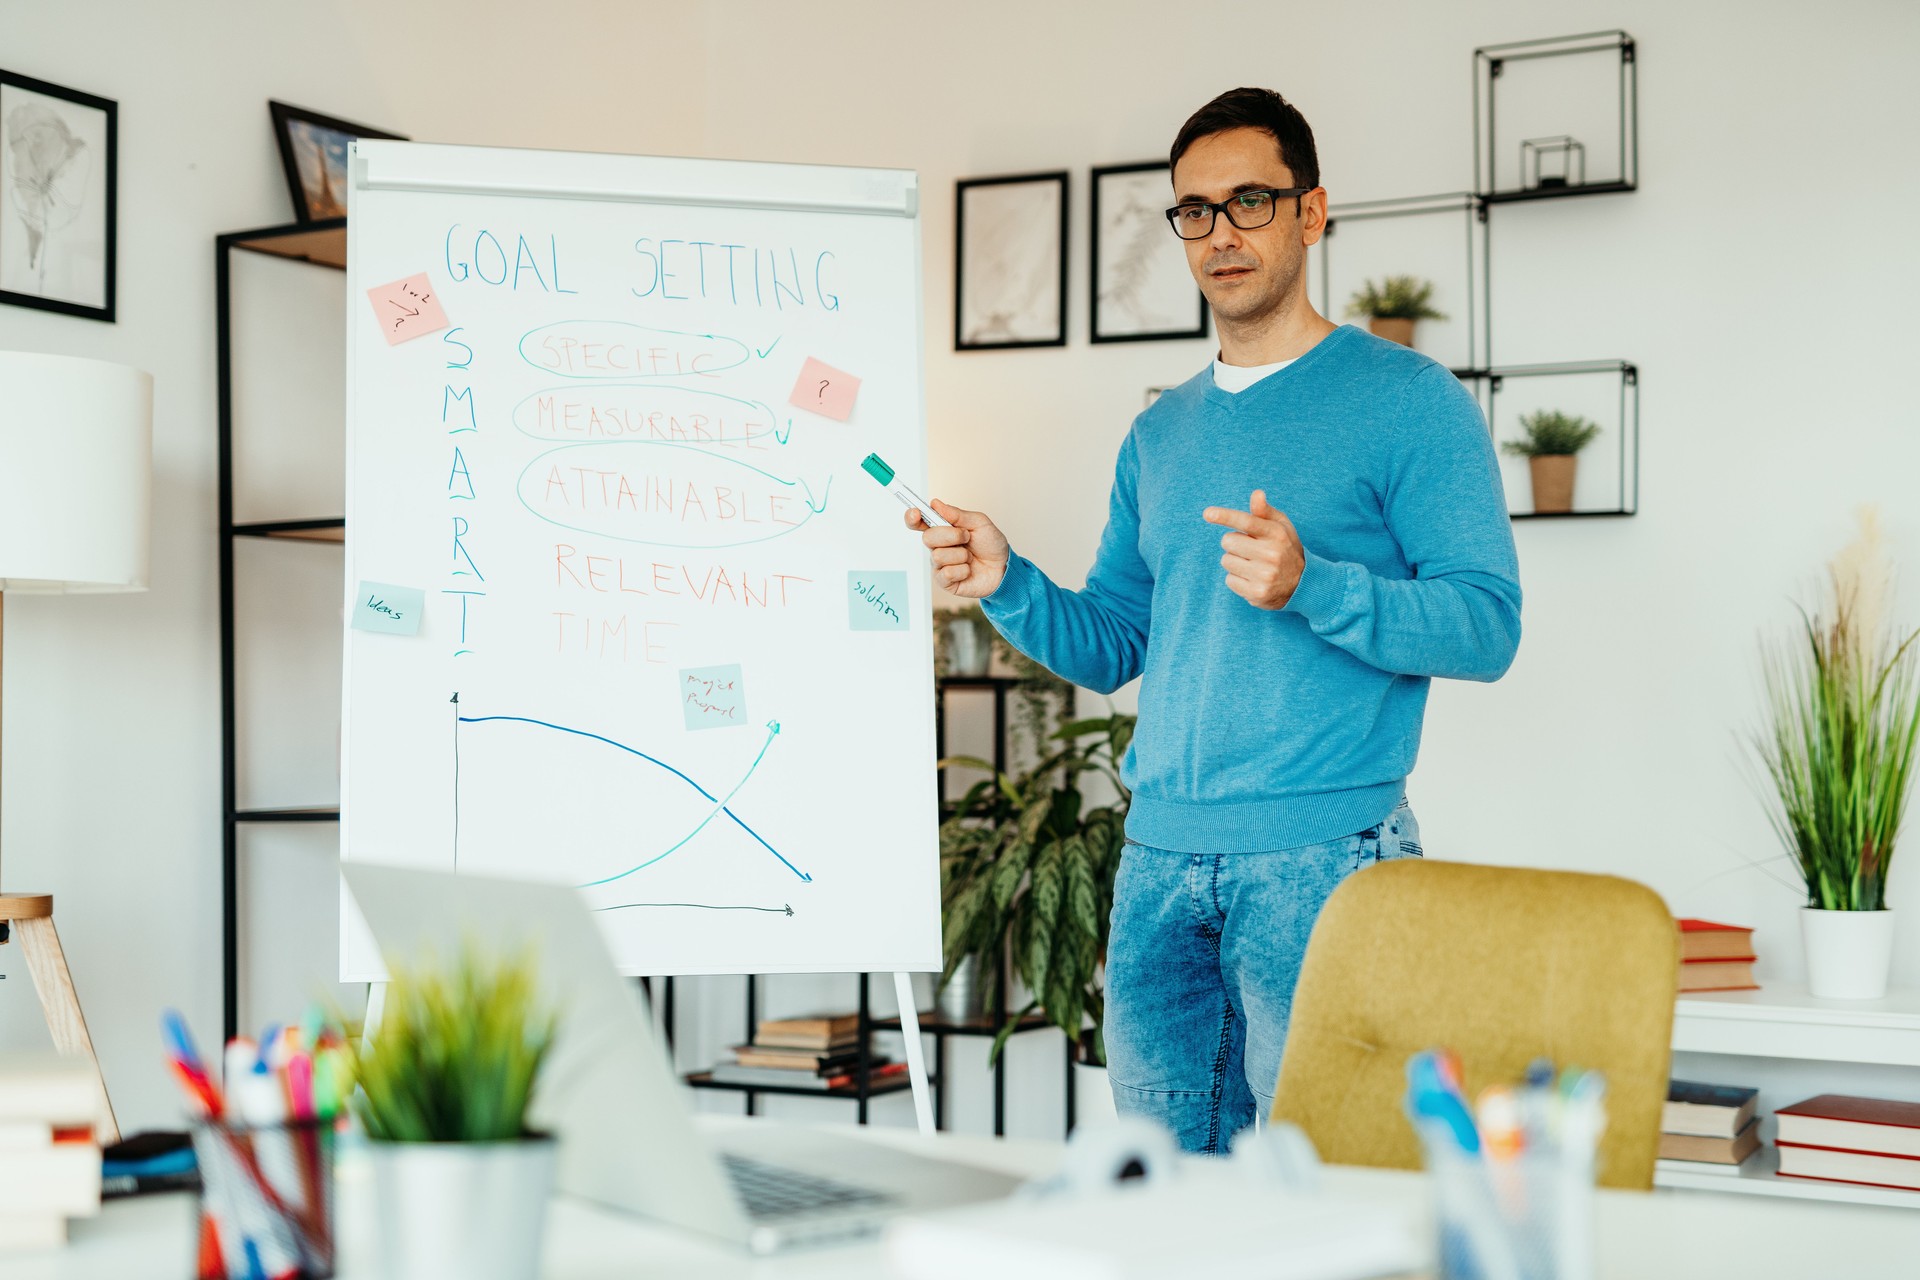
(5, 0, 1919, 1135)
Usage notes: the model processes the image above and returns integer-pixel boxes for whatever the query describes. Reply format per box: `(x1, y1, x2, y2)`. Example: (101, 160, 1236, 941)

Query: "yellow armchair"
(1269, 859, 1678, 1189)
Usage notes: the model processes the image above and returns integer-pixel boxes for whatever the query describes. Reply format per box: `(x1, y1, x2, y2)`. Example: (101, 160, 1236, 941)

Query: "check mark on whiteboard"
(755, 338, 781, 359)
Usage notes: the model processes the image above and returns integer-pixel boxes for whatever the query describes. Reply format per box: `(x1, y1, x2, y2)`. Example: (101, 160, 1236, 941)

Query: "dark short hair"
(1169, 87, 1320, 191)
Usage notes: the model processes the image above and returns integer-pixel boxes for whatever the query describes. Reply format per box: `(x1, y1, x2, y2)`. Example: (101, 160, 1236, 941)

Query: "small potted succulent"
(1500, 410, 1601, 514)
(355, 944, 559, 1280)
(1346, 275, 1445, 347)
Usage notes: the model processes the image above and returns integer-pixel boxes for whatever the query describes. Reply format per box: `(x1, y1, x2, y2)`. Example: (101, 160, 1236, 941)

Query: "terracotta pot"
(1368, 316, 1415, 346)
(1528, 455, 1577, 513)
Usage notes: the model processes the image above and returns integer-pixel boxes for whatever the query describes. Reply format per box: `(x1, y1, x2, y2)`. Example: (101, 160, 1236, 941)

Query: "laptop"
(342, 863, 1023, 1253)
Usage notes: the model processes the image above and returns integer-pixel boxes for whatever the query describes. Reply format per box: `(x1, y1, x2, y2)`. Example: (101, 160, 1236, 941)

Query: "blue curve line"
(579, 720, 783, 888)
(457, 715, 810, 882)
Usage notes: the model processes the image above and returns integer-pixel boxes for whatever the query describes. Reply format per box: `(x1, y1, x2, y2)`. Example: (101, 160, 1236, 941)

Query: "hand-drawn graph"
(449, 696, 810, 919)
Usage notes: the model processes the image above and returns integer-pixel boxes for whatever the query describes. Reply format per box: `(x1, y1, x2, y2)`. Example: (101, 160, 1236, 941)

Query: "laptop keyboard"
(721, 1152, 895, 1220)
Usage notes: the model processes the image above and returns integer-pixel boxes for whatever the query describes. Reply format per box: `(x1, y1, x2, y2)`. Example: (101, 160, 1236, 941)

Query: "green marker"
(861, 453, 949, 527)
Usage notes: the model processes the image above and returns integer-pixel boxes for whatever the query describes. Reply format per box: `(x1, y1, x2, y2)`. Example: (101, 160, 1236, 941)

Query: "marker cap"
(860, 453, 896, 487)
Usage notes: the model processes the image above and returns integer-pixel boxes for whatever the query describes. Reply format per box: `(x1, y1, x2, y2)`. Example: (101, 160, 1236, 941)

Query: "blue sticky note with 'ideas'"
(848, 571, 909, 631)
(352, 581, 425, 636)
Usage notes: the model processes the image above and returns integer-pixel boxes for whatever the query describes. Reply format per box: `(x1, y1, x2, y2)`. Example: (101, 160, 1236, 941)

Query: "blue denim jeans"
(1103, 797, 1422, 1154)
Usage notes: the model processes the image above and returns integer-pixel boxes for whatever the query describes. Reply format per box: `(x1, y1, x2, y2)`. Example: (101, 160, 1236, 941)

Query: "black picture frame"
(0, 69, 116, 322)
(954, 170, 1068, 351)
(269, 100, 407, 224)
(1090, 162, 1208, 345)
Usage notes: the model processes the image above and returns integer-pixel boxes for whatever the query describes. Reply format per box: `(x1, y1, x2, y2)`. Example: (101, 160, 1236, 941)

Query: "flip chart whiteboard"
(339, 141, 939, 980)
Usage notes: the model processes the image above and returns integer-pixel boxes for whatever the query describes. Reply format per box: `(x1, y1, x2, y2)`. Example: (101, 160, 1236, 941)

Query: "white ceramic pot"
(368, 1137, 556, 1280)
(1801, 907, 1896, 1000)
(947, 619, 991, 676)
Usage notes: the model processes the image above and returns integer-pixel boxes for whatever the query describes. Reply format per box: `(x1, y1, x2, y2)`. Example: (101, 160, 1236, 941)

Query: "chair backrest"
(1269, 859, 1677, 1190)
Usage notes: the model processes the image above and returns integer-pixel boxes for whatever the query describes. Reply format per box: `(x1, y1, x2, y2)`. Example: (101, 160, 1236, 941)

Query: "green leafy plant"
(1752, 509, 1920, 911)
(354, 944, 559, 1142)
(939, 711, 1133, 1066)
(1500, 409, 1602, 459)
(1345, 275, 1445, 321)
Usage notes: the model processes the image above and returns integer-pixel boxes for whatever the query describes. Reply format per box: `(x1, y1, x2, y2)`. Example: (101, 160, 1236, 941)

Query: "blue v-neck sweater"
(980, 325, 1522, 853)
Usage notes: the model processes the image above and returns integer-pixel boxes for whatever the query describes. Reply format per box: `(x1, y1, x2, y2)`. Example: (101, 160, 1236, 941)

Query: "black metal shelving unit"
(217, 218, 348, 1043)
(1323, 30, 1642, 520)
(678, 672, 1080, 1137)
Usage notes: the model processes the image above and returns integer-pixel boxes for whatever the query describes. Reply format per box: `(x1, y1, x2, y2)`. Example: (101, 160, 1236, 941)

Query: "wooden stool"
(1, 892, 119, 1144)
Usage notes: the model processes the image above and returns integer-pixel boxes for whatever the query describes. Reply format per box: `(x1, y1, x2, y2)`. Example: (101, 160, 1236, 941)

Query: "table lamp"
(0, 350, 153, 1144)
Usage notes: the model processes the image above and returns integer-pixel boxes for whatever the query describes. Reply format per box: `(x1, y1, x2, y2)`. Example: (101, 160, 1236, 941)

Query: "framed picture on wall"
(1092, 162, 1207, 344)
(269, 101, 406, 224)
(954, 170, 1067, 350)
(0, 69, 116, 322)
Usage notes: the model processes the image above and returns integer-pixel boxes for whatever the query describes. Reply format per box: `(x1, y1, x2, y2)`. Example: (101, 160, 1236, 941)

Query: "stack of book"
(1675, 918, 1759, 992)
(705, 1012, 908, 1093)
(1777, 1094, 1920, 1192)
(1656, 1080, 1760, 1174)
(0, 1054, 104, 1251)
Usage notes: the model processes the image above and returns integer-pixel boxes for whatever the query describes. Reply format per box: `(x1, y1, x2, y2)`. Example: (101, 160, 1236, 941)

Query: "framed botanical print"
(269, 101, 406, 224)
(1092, 162, 1207, 344)
(0, 70, 116, 321)
(955, 170, 1067, 350)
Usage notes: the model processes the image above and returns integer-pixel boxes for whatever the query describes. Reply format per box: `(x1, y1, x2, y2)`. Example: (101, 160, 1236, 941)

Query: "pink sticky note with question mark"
(788, 357, 861, 421)
(367, 272, 449, 345)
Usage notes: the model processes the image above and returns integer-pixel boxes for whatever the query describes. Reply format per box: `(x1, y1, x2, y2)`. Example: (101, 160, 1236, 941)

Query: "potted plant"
(1345, 275, 1445, 347)
(354, 944, 560, 1280)
(1500, 410, 1601, 514)
(938, 710, 1134, 1110)
(1752, 508, 1920, 999)
(934, 604, 994, 678)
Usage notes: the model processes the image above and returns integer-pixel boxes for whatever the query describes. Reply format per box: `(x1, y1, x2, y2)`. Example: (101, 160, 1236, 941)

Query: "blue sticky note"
(681, 663, 747, 731)
(848, 571, 909, 631)
(352, 581, 425, 636)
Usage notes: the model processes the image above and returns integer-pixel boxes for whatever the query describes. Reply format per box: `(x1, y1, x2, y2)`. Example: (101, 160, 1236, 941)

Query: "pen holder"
(1425, 1144, 1594, 1280)
(189, 1118, 338, 1280)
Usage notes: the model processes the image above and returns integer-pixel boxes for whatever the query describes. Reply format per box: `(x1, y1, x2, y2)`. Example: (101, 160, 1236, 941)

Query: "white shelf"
(1672, 983, 1920, 1067)
(1656, 1145, 1920, 1210)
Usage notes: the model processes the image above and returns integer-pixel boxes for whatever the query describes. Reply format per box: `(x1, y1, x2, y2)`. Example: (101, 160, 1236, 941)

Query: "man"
(909, 88, 1521, 1153)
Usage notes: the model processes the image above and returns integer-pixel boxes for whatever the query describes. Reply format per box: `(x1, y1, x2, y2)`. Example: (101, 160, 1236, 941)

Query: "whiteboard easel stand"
(364, 972, 934, 1137)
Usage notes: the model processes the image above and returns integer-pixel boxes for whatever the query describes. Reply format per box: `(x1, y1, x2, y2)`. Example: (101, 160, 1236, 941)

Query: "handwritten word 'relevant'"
(555, 545, 810, 607)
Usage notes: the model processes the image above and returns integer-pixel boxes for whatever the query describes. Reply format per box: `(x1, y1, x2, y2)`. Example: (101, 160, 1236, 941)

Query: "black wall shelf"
(1474, 30, 1638, 201)
(1318, 192, 1490, 374)
(1470, 360, 1639, 518)
(217, 218, 349, 1043)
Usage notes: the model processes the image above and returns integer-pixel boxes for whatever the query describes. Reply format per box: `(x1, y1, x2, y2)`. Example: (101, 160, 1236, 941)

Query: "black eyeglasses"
(1164, 188, 1312, 240)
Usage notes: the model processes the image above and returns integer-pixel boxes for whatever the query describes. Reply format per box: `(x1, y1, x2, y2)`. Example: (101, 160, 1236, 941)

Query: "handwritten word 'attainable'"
(542, 466, 801, 527)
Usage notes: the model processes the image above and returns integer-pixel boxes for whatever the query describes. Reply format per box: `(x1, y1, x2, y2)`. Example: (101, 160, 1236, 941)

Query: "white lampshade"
(0, 352, 153, 592)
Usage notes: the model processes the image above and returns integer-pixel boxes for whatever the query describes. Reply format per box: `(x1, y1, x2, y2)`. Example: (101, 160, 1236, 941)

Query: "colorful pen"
(860, 453, 949, 527)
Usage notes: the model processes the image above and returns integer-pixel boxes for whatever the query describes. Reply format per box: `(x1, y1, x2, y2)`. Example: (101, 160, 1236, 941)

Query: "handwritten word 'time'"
(554, 545, 812, 608)
(542, 467, 802, 527)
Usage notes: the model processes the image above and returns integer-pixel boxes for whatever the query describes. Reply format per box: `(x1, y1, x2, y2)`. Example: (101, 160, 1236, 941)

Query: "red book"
(1775, 1095, 1920, 1160)
(1675, 918, 1757, 962)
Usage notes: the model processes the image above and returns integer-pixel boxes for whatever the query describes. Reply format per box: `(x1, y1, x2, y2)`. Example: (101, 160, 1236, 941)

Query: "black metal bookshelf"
(216, 218, 348, 1043)
(679, 672, 1079, 1136)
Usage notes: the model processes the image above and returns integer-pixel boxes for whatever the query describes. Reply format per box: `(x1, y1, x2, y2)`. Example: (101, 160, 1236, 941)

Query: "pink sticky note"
(367, 273, 449, 345)
(788, 357, 861, 421)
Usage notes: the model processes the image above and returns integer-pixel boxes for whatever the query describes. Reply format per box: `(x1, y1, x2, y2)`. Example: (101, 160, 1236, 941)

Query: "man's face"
(1170, 127, 1325, 327)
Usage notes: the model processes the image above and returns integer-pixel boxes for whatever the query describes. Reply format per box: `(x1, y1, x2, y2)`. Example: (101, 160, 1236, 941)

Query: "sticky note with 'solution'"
(367, 273, 449, 345)
(848, 571, 909, 632)
(682, 663, 747, 731)
(352, 582, 425, 636)
(788, 357, 861, 421)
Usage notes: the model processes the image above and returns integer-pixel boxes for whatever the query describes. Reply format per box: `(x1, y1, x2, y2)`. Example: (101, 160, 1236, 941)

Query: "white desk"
(20, 1118, 1918, 1279)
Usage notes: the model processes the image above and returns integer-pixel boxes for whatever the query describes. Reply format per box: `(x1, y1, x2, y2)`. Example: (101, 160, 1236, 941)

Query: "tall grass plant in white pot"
(1753, 509, 1920, 999)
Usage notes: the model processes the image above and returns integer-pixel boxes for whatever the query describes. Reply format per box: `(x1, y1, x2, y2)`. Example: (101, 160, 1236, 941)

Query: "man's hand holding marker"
(1203, 489, 1305, 611)
(905, 499, 1010, 599)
